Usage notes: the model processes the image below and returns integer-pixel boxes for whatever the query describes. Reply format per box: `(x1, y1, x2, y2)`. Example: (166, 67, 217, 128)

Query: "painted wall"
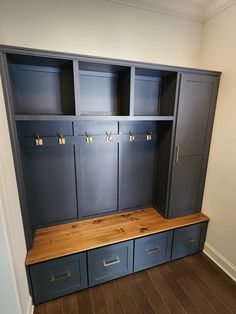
(0, 75, 31, 313)
(200, 4, 236, 279)
(0, 0, 202, 67)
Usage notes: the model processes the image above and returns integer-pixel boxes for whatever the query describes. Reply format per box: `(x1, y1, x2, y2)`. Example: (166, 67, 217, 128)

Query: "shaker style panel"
(88, 241, 133, 286)
(171, 222, 208, 260)
(30, 253, 87, 304)
(168, 73, 219, 218)
(21, 145, 78, 228)
(76, 142, 118, 217)
(119, 141, 156, 210)
(134, 231, 173, 272)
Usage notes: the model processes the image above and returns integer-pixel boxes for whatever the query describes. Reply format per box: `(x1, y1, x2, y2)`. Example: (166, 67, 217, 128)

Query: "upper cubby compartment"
(134, 68, 178, 116)
(78, 62, 130, 116)
(7, 54, 75, 115)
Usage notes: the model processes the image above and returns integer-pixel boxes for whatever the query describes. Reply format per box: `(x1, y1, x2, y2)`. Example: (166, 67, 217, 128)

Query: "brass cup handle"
(145, 247, 160, 255)
(50, 271, 71, 282)
(103, 257, 121, 267)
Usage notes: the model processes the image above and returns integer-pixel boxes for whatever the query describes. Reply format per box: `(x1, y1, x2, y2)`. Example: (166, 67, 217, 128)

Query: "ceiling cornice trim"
(109, 0, 236, 23)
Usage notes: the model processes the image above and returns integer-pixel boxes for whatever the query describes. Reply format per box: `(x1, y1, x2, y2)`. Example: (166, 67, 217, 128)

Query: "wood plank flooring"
(34, 253, 236, 314)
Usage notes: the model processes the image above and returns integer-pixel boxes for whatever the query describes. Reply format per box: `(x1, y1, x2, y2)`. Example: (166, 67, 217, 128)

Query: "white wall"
(200, 4, 236, 280)
(0, 75, 31, 313)
(0, 0, 202, 67)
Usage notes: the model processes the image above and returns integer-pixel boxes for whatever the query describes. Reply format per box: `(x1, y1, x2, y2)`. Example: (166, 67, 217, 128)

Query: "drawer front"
(171, 222, 208, 260)
(88, 241, 133, 286)
(30, 253, 87, 304)
(134, 231, 173, 272)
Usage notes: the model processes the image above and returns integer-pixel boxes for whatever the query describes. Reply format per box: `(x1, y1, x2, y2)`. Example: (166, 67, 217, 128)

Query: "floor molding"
(204, 242, 236, 282)
(27, 297, 34, 314)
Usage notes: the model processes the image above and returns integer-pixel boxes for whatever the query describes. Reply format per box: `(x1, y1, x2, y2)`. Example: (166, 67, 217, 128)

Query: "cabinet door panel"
(119, 141, 156, 210)
(168, 73, 219, 218)
(23, 145, 78, 227)
(169, 156, 203, 217)
(175, 76, 215, 155)
(76, 143, 118, 217)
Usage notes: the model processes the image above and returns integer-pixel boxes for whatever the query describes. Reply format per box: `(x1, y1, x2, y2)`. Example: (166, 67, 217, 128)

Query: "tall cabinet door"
(168, 73, 219, 218)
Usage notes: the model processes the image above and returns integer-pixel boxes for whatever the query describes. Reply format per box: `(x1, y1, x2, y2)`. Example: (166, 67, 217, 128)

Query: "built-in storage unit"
(0, 45, 220, 305)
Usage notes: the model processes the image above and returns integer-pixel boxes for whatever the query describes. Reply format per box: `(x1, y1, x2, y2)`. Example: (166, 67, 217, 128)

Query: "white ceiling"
(110, 0, 236, 22)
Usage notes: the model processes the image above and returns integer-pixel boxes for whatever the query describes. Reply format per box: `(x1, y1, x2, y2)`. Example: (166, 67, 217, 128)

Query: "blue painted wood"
(171, 222, 208, 260)
(17, 121, 73, 137)
(21, 144, 78, 228)
(74, 121, 118, 135)
(8, 56, 75, 115)
(87, 241, 133, 286)
(119, 140, 156, 210)
(75, 142, 118, 218)
(134, 231, 173, 272)
(29, 252, 87, 304)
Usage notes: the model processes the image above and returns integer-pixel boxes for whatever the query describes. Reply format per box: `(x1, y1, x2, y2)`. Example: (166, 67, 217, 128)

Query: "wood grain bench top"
(26, 207, 209, 265)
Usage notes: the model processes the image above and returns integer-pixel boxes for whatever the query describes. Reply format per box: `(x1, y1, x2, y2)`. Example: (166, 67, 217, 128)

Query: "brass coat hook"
(35, 134, 43, 146)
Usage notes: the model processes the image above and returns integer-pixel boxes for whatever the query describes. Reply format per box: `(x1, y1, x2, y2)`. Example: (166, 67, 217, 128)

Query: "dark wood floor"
(34, 253, 236, 314)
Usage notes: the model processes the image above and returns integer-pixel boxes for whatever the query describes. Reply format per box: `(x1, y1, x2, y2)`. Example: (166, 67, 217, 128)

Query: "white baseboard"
(27, 297, 34, 314)
(203, 242, 236, 282)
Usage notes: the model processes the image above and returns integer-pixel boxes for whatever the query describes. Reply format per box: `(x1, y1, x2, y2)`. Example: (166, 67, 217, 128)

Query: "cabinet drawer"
(88, 241, 133, 286)
(171, 222, 208, 260)
(134, 231, 173, 272)
(29, 253, 87, 304)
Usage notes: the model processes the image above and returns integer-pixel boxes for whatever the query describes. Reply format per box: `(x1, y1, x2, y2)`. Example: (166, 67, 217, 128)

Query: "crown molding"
(110, 0, 236, 22)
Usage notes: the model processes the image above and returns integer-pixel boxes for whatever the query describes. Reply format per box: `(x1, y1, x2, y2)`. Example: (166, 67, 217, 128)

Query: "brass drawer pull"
(146, 247, 160, 255)
(50, 271, 71, 282)
(103, 257, 121, 267)
(35, 134, 43, 146)
(185, 237, 197, 244)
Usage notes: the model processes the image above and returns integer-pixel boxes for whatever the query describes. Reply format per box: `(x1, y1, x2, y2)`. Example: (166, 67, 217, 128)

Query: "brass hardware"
(86, 135, 93, 144)
(129, 133, 135, 142)
(50, 271, 71, 282)
(106, 132, 112, 143)
(185, 237, 197, 244)
(146, 247, 160, 255)
(58, 134, 65, 145)
(146, 132, 152, 141)
(35, 134, 43, 146)
(175, 146, 180, 163)
(103, 257, 121, 267)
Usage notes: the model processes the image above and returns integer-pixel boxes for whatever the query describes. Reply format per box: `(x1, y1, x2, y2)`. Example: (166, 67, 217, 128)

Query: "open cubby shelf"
(7, 54, 75, 116)
(78, 61, 131, 116)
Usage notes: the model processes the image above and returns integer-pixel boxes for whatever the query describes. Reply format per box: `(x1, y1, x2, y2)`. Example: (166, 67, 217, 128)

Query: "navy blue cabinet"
(171, 222, 208, 260)
(29, 253, 87, 304)
(87, 241, 133, 286)
(134, 231, 173, 272)
(168, 74, 219, 218)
